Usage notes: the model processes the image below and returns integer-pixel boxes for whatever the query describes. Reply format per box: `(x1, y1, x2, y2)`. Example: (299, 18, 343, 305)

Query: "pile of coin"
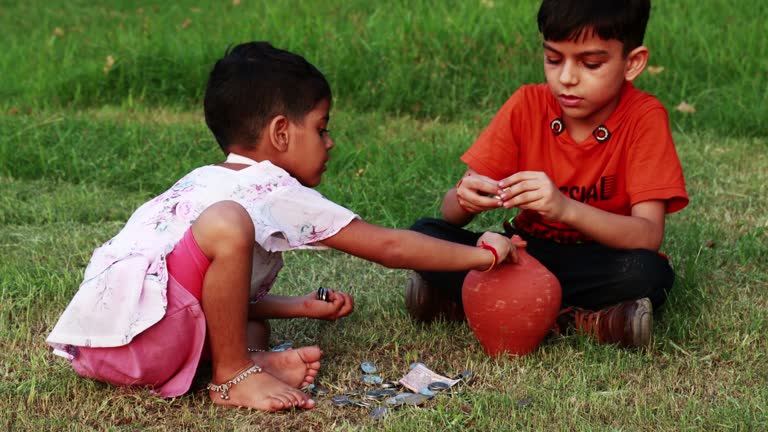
(305, 361, 474, 420)
(270, 341, 294, 352)
(316, 287, 332, 302)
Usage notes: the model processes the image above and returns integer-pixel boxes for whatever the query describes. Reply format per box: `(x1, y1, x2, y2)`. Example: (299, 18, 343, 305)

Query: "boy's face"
(543, 30, 630, 132)
(286, 99, 334, 187)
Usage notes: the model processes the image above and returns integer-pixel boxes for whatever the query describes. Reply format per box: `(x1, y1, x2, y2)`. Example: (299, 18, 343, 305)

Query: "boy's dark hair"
(204, 41, 331, 152)
(537, 0, 650, 55)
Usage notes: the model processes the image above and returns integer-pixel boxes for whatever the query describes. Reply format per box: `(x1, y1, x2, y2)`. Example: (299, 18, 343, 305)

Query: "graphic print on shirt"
(559, 175, 617, 204)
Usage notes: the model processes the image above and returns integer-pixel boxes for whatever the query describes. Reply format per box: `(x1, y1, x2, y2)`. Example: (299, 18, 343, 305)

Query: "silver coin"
(360, 362, 377, 374)
(316, 287, 330, 302)
(385, 397, 403, 407)
(403, 394, 429, 406)
(409, 362, 425, 370)
(331, 395, 351, 406)
(311, 384, 330, 397)
(377, 388, 397, 396)
(363, 374, 383, 385)
(393, 392, 414, 402)
(370, 406, 389, 419)
(385, 393, 413, 407)
(352, 399, 372, 408)
(418, 387, 435, 398)
(427, 381, 451, 392)
(364, 389, 383, 400)
(452, 369, 474, 382)
(381, 380, 399, 389)
(271, 341, 293, 352)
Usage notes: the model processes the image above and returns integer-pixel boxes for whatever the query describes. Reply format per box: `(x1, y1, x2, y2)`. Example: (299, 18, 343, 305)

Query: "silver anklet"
(207, 363, 262, 400)
(247, 348, 264, 353)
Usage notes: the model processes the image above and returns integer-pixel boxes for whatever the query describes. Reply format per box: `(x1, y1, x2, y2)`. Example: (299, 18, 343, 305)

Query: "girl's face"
(286, 99, 334, 187)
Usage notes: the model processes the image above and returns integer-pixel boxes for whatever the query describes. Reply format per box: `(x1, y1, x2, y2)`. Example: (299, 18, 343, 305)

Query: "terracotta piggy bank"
(462, 235, 561, 356)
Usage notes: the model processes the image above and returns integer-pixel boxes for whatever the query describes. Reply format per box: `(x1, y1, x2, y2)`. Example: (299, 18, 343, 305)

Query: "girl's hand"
(476, 232, 518, 265)
(456, 172, 503, 214)
(301, 289, 354, 321)
(497, 171, 570, 222)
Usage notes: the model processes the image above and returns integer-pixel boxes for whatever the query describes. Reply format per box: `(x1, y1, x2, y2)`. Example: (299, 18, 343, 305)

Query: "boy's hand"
(476, 232, 519, 264)
(456, 172, 503, 214)
(301, 289, 354, 321)
(497, 171, 569, 222)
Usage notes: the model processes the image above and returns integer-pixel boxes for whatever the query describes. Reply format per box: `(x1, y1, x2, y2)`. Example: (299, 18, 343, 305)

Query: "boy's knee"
(192, 201, 254, 254)
(409, 217, 445, 233)
(620, 250, 674, 307)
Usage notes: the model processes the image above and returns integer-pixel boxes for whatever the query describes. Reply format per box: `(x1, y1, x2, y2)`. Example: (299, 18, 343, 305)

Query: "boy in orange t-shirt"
(406, 0, 688, 349)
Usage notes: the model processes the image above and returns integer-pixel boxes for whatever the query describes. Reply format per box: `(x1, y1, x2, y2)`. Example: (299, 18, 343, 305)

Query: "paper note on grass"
(399, 364, 459, 392)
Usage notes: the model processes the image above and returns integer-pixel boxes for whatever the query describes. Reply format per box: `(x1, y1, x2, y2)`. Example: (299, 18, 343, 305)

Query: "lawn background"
(1, 0, 766, 430)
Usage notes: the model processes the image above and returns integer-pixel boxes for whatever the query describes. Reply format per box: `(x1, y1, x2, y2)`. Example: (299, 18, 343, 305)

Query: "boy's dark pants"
(411, 218, 674, 312)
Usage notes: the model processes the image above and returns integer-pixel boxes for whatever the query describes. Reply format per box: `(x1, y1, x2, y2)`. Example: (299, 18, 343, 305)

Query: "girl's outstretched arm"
(317, 219, 515, 271)
(248, 290, 354, 321)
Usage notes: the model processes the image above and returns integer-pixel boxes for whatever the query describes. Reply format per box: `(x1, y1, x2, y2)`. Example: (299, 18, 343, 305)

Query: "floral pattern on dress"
(47, 161, 358, 351)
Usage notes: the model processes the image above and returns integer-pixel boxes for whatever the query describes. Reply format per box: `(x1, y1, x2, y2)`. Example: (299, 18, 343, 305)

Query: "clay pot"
(462, 235, 561, 356)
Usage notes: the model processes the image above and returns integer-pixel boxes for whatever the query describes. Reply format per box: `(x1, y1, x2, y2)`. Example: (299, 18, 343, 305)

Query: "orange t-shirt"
(461, 82, 688, 244)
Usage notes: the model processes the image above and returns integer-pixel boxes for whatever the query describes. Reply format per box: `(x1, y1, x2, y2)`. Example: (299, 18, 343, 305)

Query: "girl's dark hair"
(203, 41, 331, 152)
(537, 0, 650, 55)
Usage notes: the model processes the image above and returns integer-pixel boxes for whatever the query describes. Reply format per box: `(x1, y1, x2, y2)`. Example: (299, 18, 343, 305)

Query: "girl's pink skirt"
(70, 228, 210, 398)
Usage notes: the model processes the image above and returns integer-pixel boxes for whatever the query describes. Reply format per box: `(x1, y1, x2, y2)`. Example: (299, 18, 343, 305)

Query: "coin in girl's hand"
(316, 286, 331, 302)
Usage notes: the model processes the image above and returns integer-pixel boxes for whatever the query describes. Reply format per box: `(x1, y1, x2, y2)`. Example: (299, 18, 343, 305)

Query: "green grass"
(2, 0, 767, 431)
(2, 0, 767, 136)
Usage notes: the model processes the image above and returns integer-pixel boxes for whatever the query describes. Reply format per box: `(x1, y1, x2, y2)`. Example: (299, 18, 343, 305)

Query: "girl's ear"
(268, 115, 291, 152)
(624, 46, 649, 81)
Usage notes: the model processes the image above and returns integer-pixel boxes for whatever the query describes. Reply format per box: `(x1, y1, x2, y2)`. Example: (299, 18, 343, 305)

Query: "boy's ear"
(624, 46, 649, 81)
(268, 115, 291, 152)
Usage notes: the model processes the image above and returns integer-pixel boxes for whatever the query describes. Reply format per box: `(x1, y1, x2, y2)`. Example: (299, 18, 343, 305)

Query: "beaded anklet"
(207, 363, 263, 400)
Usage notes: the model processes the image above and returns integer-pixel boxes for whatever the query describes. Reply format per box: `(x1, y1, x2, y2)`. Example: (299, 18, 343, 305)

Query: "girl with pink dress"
(47, 41, 518, 412)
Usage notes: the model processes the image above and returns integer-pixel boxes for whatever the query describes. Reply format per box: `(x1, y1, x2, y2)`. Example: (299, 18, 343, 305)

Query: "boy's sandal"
(206, 362, 263, 400)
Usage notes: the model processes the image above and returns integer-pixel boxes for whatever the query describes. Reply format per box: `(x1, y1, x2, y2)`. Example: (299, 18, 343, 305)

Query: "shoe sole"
(630, 298, 653, 348)
(405, 272, 465, 323)
(405, 272, 430, 322)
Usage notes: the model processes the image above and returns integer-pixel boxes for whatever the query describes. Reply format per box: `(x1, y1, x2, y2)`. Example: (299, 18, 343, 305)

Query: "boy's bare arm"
(498, 171, 666, 250)
(559, 199, 666, 250)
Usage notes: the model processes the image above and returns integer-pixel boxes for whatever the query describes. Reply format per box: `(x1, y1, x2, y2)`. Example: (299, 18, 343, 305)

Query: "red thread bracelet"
(479, 241, 498, 272)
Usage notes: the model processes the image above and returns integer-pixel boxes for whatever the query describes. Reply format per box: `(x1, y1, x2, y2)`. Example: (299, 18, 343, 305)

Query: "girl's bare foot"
(209, 368, 316, 411)
(249, 346, 322, 388)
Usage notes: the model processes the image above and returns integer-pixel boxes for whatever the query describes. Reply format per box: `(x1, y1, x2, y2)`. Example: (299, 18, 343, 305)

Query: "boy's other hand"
(302, 289, 354, 321)
(476, 232, 518, 264)
(456, 172, 504, 214)
(497, 171, 569, 222)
